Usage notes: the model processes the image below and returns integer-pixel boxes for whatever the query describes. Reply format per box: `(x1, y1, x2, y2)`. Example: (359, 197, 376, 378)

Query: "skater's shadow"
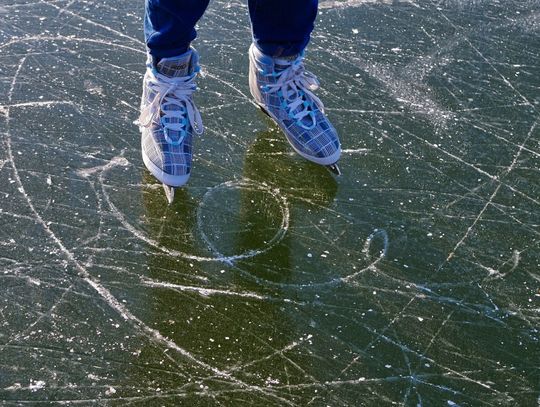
(137, 122, 339, 284)
(244, 119, 339, 204)
(139, 171, 199, 264)
(131, 126, 340, 377)
(231, 125, 339, 283)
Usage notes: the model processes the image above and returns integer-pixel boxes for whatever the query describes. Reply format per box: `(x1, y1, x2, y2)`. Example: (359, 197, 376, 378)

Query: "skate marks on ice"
(3, 56, 301, 406)
(319, 0, 418, 9)
(2, 90, 388, 406)
(1, 0, 540, 405)
(0, 47, 388, 405)
(96, 154, 387, 287)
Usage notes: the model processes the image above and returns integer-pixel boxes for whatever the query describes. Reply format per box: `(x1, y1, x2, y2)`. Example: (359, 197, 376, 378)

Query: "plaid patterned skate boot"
(137, 48, 203, 203)
(248, 44, 341, 174)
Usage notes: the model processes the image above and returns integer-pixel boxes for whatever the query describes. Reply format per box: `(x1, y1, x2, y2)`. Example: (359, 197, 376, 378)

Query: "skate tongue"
(157, 51, 194, 78)
(274, 54, 300, 71)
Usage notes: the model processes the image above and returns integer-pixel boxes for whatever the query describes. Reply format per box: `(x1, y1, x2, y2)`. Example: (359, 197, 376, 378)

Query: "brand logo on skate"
(169, 63, 187, 71)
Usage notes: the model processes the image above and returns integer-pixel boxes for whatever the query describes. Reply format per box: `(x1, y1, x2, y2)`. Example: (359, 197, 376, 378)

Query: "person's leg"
(248, 0, 318, 57)
(139, 0, 209, 202)
(144, 0, 210, 63)
(247, 0, 341, 172)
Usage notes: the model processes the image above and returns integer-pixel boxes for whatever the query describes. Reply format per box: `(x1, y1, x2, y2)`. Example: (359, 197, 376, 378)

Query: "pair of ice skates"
(137, 45, 341, 204)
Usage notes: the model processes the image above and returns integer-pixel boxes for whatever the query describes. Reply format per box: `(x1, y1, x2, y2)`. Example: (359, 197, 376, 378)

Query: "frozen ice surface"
(1, 0, 539, 405)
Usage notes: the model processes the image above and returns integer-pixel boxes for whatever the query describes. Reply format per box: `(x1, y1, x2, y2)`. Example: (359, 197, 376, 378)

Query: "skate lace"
(260, 57, 324, 130)
(137, 69, 203, 146)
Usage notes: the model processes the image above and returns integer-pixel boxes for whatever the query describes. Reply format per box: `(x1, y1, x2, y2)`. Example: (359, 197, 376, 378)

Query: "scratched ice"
(0, 0, 539, 405)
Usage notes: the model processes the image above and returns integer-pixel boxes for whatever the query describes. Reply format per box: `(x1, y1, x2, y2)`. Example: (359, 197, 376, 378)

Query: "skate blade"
(162, 184, 175, 204)
(258, 105, 271, 117)
(327, 163, 342, 176)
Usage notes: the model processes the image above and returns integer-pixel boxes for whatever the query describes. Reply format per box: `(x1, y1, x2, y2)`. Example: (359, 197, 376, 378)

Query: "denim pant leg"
(248, 0, 318, 57)
(144, 0, 210, 61)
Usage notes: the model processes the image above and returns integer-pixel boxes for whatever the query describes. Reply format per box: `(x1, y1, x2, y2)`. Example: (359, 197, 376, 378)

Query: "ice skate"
(249, 44, 341, 174)
(326, 163, 341, 175)
(137, 48, 203, 203)
(162, 184, 175, 205)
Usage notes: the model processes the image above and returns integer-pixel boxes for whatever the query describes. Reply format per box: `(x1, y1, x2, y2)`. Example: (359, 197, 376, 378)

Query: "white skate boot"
(249, 44, 341, 175)
(137, 48, 203, 203)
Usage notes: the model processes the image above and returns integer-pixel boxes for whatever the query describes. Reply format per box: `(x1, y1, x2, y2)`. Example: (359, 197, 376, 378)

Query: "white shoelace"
(137, 69, 203, 146)
(261, 57, 324, 130)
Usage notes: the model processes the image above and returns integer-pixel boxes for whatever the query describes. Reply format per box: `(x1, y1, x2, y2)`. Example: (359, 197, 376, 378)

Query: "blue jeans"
(144, 0, 318, 61)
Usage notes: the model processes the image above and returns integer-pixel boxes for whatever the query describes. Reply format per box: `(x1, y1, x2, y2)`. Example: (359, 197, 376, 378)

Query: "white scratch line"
(320, 0, 417, 9)
(482, 250, 521, 281)
(76, 156, 130, 177)
(342, 228, 389, 282)
(41, 0, 144, 46)
(233, 228, 388, 289)
(141, 278, 266, 300)
(442, 119, 537, 266)
(444, 183, 502, 264)
(0, 35, 145, 54)
(0, 101, 76, 109)
(196, 179, 290, 264)
(342, 148, 370, 154)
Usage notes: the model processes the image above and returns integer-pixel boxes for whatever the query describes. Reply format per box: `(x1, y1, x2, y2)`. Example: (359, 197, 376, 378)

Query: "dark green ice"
(0, 0, 539, 405)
